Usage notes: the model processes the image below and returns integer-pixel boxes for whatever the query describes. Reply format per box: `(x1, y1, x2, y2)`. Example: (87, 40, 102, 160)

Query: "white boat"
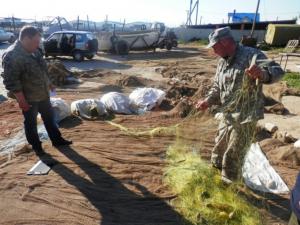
(96, 22, 177, 54)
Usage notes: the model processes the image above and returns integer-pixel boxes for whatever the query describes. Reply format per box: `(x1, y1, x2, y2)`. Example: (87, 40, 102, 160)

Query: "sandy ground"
(0, 44, 300, 225)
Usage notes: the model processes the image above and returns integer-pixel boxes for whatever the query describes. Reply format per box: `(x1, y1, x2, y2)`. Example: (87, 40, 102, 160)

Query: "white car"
(0, 28, 15, 43)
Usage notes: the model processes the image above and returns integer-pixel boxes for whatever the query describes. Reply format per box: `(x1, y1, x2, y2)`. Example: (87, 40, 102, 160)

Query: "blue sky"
(0, 0, 299, 27)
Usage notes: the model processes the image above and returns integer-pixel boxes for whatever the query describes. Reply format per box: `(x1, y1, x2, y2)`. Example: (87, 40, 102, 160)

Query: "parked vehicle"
(97, 22, 178, 55)
(42, 31, 98, 61)
(0, 28, 15, 43)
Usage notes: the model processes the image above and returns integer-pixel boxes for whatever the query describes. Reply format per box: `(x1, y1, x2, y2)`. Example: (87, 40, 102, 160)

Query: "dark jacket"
(1, 41, 50, 102)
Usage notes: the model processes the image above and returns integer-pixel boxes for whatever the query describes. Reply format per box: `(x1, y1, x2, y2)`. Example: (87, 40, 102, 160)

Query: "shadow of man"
(46, 145, 191, 225)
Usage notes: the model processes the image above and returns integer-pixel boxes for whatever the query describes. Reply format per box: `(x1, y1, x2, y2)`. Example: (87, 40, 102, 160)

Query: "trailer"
(96, 22, 177, 55)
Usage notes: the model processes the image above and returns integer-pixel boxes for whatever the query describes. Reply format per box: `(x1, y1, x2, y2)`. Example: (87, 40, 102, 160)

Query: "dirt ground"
(0, 45, 299, 225)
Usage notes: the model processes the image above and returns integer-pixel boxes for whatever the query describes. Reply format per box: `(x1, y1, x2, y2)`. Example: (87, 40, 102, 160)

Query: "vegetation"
(283, 72, 300, 90)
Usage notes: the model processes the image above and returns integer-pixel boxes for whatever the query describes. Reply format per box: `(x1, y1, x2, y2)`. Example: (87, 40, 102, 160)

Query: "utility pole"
(250, 0, 260, 37)
(195, 0, 199, 25)
(188, 0, 193, 25)
(186, 0, 200, 26)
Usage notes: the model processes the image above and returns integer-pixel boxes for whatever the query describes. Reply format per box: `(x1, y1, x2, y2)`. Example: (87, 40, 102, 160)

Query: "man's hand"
(195, 99, 209, 111)
(49, 84, 56, 92)
(49, 84, 57, 97)
(14, 92, 31, 112)
(245, 64, 263, 80)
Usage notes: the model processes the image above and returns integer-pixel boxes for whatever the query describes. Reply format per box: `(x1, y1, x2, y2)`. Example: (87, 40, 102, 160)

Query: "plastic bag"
(71, 99, 107, 119)
(129, 88, 166, 111)
(50, 98, 71, 123)
(100, 92, 133, 115)
(242, 142, 289, 194)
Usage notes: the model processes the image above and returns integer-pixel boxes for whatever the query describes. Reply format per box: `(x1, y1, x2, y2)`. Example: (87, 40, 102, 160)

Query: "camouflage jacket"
(1, 41, 50, 102)
(206, 44, 284, 121)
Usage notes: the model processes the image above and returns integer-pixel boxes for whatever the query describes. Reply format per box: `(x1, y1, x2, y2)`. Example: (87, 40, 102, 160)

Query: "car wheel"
(114, 40, 129, 55)
(172, 40, 178, 47)
(73, 51, 84, 62)
(86, 54, 94, 60)
(166, 42, 172, 50)
(8, 36, 15, 44)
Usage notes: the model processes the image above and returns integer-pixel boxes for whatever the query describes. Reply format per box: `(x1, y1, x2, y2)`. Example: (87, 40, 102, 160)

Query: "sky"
(0, 0, 299, 27)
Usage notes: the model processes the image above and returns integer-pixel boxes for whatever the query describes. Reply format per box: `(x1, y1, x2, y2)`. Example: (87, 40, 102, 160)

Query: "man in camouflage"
(289, 172, 300, 225)
(1, 26, 72, 161)
(196, 27, 284, 182)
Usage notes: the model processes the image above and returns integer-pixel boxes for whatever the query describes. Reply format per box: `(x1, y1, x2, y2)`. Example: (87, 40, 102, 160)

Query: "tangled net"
(105, 58, 263, 224)
(106, 108, 203, 138)
(164, 141, 262, 225)
(219, 68, 260, 180)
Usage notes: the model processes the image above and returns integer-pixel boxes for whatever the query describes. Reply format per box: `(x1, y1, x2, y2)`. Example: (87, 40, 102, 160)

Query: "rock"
(294, 140, 300, 148)
(264, 123, 278, 133)
(274, 131, 297, 144)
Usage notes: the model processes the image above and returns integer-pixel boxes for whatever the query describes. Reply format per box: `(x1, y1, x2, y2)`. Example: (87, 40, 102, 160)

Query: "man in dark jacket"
(1, 26, 72, 160)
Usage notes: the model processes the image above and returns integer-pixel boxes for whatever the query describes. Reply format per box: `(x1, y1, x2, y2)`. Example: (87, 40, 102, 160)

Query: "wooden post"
(122, 19, 125, 31)
(87, 15, 90, 31)
(12, 16, 16, 33)
(57, 17, 62, 31)
(77, 16, 79, 30)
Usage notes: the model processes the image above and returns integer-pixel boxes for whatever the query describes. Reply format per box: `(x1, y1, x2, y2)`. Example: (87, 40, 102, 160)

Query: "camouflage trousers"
(211, 119, 249, 181)
(289, 213, 300, 225)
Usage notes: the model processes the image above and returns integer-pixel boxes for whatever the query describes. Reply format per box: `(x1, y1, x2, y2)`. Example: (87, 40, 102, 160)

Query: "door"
(0, 29, 5, 42)
(44, 33, 62, 54)
(60, 33, 75, 54)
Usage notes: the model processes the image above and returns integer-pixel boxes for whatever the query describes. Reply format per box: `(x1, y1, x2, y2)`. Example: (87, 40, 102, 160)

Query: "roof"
(187, 19, 297, 30)
(52, 30, 92, 34)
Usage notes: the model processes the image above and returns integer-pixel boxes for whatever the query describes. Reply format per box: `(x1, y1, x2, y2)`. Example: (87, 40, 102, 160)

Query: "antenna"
(186, 0, 200, 26)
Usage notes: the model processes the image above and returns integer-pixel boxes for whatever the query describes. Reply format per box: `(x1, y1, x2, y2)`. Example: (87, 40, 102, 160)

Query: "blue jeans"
(22, 98, 62, 149)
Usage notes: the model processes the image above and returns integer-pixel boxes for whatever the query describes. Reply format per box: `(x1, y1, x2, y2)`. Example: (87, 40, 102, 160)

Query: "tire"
(114, 40, 129, 55)
(172, 40, 178, 47)
(73, 51, 84, 62)
(166, 42, 172, 50)
(158, 42, 165, 49)
(86, 54, 94, 60)
(8, 36, 15, 44)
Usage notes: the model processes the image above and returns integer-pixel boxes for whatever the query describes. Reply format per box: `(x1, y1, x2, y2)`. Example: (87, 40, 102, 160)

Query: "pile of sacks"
(38, 88, 165, 127)
(52, 88, 166, 121)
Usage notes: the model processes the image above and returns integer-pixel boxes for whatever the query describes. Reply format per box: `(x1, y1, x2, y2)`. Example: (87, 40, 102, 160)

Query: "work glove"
(14, 92, 31, 112)
(245, 64, 263, 80)
(196, 99, 209, 111)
